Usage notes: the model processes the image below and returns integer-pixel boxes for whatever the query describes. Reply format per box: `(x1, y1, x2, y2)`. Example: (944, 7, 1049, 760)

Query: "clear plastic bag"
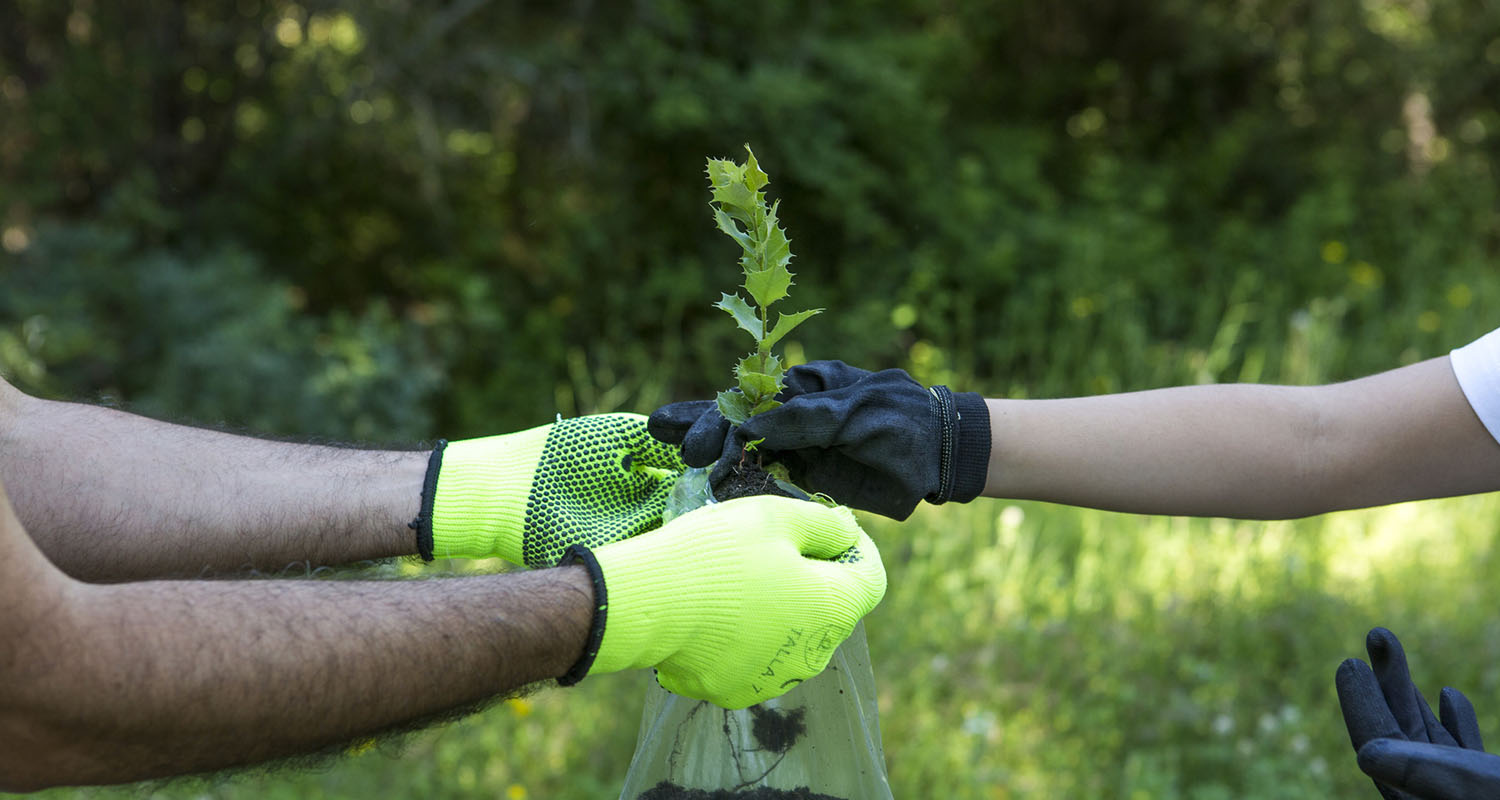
(617, 469, 893, 800)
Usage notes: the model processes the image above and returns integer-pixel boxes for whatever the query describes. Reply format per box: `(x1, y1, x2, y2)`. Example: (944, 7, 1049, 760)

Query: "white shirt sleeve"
(1450, 327, 1500, 446)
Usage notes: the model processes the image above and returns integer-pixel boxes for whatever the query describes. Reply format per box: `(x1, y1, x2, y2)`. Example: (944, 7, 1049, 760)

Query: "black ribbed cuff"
(928, 385, 959, 504)
(556, 544, 608, 687)
(950, 391, 991, 503)
(406, 440, 446, 562)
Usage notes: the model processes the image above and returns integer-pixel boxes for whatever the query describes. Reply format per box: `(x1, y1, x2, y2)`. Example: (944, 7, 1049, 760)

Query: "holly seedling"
(706, 145, 821, 426)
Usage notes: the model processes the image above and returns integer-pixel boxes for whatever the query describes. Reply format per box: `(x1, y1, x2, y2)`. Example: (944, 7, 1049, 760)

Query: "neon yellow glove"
(557, 496, 887, 709)
(411, 413, 685, 567)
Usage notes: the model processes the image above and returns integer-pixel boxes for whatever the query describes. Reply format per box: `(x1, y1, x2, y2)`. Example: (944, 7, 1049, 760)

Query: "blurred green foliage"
(5, 0, 1500, 797)
(6, 0, 1499, 435)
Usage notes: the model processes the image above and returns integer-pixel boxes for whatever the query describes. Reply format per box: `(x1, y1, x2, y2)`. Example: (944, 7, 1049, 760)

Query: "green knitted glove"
(413, 413, 686, 567)
(558, 496, 887, 709)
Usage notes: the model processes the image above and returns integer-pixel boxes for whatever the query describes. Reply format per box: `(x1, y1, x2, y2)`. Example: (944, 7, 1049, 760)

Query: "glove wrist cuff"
(950, 390, 992, 504)
(556, 545, 608, 686)
(431, 427, 550, 561)
(406, 440, 447, 562)
(927, 387, 991, 505)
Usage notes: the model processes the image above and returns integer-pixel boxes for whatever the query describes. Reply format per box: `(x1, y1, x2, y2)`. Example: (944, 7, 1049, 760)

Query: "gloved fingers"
(741, 369, 928, 452)
(647, 400, 715, 445)
(623, 429, 690, 473)
(706, 447, 739, 490)
(1440, 688, 1486, 752)
(806, 528, 887, 608)
(1338, 657, 1407, 752)
(623, 480, 678, 528)
(679, 405, 733, 468)
(1357, 738, 1500, 800)
(750, 497, 860, 561)
(735, 393, 847, 451)
(1368, 628, 1455, 746)
(779, 360, 873, 396)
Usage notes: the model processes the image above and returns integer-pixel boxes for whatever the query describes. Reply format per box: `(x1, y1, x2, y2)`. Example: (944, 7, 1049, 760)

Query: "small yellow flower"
(506, 697, 533, 717)
(1448, 284, 1473, 309)
(507, 784, 528, 800)
(1321, 240, 1348, 265)
(1348, 261, 1382, 289)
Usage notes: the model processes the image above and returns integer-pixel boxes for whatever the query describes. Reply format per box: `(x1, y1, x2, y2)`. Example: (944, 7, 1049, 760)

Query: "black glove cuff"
(556, 544, 608, 687)
(950, 390, 991, 504)
(406, 439, 447, 562)
(927, 387, 991, 505)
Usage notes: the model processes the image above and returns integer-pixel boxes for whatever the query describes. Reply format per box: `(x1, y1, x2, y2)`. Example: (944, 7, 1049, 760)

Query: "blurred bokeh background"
(5, 1, 1500, 798)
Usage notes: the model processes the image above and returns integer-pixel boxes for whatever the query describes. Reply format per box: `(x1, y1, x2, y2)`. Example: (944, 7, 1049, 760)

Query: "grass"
(25, 491, 1500, 799)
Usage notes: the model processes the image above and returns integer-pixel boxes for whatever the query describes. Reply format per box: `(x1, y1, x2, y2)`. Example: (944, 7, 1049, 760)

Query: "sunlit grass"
(862, 494, 1500, 798)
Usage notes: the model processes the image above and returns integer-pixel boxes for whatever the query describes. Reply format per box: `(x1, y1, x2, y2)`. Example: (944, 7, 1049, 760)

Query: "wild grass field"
(26, 488, 1500, 799)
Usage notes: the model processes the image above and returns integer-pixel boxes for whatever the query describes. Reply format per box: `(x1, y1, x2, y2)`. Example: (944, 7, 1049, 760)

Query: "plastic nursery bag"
(617, 469, 893, 800)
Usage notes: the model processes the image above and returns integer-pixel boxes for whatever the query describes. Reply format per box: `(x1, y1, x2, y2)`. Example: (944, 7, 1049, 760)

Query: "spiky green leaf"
(716, 389, 752, 425)
(763, 222, 792, 270)
(760, 198, 780, 238)
(750, 396, 783, 416)
(735, 366, 781, 403)
(712, 181, 758, 218)
(763, 308, 822, 348)
(714, 209, 756, 253)
(706, 158, 742, 190)
(715, 293, 763, 340)
(743, 145, 769, 192)
(744, 263, 793, 308)
(735, 352, 787, 405)
(739, 373, 781, 403)
(760, 351, 786, 385)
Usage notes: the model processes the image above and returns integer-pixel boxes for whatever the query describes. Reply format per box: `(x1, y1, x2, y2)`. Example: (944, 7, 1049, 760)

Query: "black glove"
(1335, 627, 1500, 800)
(648, 361, 991, 520)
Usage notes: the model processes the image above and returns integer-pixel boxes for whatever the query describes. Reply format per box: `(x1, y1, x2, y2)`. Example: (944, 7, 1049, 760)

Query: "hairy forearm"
(4, 565, 592, 789)
(983, 357, 1500, 518)
(0, 390, 427, 580)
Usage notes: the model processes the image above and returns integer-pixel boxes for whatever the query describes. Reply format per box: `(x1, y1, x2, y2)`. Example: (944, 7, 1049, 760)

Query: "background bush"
(5, 1, 1500, 798)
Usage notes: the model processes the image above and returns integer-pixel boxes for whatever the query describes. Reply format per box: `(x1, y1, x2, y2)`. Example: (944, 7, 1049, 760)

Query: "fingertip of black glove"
(647, 400, 712, 444)
(682, 410, 732, 468)
(1356, 738, 1400, 777)
(1440, 687, 1486, 751)
(1367, 627, 1402, 661)
(1337, 656, 1372, 686)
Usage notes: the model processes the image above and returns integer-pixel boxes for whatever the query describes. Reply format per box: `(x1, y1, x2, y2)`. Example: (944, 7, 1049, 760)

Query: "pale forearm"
(6, 566, 592, 788)
(983, 357, 1500, 518)
(985, 383, 1333, 517)
(0, 390, 427, 580)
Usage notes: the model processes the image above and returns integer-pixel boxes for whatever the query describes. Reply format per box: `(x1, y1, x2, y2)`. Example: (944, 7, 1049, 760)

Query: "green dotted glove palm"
(417, 413, 686, 567)
(559, 495, 887, 709)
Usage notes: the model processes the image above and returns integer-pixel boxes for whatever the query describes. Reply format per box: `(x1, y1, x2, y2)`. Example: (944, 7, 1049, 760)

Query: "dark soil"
(749, 705, 806, 755)
(637, 782, 845, 800)
(713, 458, 801, 503)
